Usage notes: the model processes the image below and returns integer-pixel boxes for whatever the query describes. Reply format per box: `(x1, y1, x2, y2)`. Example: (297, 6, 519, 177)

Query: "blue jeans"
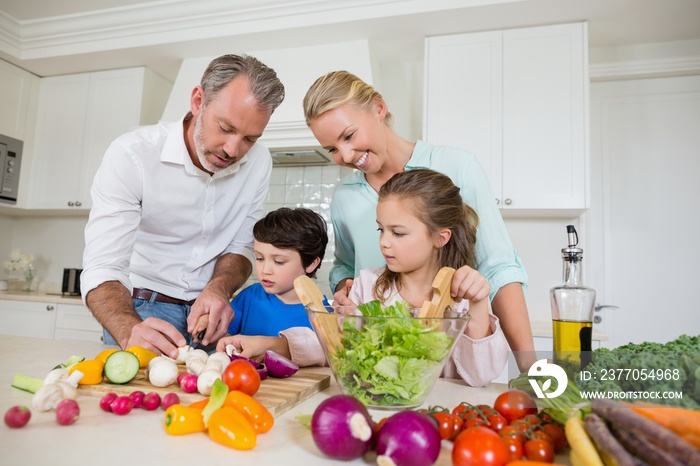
(102, 293, 191, 346)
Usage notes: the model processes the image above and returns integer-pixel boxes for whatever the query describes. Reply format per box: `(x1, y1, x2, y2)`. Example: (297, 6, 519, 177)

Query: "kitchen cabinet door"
(0, 59, 38, 141)
(425, 23, 589, 215)
(0, 299, 56, 338)
(54, 303, 103, 343)
(27, 68, 168, 211)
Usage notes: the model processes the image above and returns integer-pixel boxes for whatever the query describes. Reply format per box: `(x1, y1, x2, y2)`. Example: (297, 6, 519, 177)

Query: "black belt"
(132, 288, 195, 306)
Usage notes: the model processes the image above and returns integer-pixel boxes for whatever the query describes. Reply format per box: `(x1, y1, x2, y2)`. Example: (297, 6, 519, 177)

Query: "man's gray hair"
(200, 54, 285, 113)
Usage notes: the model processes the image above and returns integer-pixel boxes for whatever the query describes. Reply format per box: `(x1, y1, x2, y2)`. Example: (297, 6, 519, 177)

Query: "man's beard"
(193, 111, 227, 173)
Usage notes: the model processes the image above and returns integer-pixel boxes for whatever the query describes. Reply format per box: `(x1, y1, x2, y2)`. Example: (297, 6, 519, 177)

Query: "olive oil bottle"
(550, 225, 595, 373)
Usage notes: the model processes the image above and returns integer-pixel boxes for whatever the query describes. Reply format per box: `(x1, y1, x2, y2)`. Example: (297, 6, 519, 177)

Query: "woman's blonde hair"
(303, 70, 393, 126)
(373, 169, 479, 302)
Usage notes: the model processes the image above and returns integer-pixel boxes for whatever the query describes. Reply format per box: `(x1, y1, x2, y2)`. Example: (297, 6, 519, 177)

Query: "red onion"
(376, 411, 441, 466)
(229, 354, 268, 380)
(311, 395, 374, 460)
(264, 350, 299, 378)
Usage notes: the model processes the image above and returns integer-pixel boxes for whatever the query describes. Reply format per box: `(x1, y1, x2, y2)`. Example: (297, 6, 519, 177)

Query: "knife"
(188, 314, 209, 347)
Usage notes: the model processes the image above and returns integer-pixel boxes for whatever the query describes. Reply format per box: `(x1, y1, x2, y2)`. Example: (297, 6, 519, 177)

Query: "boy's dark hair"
(253, 207, 328, 278)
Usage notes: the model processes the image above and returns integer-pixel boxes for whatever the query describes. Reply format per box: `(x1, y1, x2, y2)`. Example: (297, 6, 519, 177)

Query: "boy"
(215, 207, 329, 366)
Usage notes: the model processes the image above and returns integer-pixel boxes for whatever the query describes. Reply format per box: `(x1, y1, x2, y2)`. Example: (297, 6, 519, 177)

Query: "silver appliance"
(0, 134, 23, 205)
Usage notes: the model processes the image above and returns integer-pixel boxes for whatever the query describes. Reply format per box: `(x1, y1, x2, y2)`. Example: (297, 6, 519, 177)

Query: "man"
(81, 54, 285, 359)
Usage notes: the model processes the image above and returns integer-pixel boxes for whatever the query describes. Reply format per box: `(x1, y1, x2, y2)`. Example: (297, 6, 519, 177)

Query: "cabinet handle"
(46, 305, 54, 311)
(504, 198, 512, 206)
(495, 198, 500, 205)
(594, 304, 619, 312)
(67, 201, 74, 207)
(75, 201, 82, 207)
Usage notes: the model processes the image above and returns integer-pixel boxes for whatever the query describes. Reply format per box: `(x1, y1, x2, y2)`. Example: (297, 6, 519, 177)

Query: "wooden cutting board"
(78, 368, 330, 417)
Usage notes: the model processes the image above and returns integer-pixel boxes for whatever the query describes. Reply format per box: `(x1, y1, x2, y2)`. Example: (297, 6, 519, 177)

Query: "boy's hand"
(216, 335, 290, 361)
(451, 266, 490, 304)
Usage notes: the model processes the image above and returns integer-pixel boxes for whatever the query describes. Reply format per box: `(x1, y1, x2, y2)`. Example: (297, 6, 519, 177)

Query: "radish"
(99, 392, 118, 412)
(128, 390, 145, 409)
(142, 392, 161, 411)
(55, 399, 80, 425)
(110, 396, 133, 415)
(179, 374, 198, 393)
(161, 393, 180, 410)
(4, 405, 31, 428)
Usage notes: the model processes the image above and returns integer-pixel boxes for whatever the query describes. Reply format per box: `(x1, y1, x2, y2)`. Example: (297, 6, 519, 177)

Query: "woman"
(303, 70, 535, 371)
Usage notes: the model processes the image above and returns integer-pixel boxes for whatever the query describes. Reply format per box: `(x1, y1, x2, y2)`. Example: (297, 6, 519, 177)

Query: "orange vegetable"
(163, 404, 206, 436)
(68, 359, 104, 385)
(506, 462, 567, 466)
(207, 406, 257, 450)
(125, 345, 158, 368)
(95, 348, 119, 364)
(224, 390, 274, 433)
(188, 398, 209, 410)
(629, 401, 700, 449)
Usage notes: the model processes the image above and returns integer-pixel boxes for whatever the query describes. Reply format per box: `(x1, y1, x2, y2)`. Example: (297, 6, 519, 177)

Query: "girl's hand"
(451, 266, 490, 304)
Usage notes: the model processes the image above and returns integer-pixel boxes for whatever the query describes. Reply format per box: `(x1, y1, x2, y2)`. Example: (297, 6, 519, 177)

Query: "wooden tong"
(293, 276, 327, 313)
(418, 267, 456, 318)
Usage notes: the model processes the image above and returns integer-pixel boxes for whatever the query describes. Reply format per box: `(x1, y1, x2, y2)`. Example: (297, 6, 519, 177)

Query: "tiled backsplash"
(247, 164, 355, 298)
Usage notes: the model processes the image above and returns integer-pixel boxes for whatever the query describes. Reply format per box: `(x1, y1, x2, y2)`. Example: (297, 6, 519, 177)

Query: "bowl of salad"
(306, 300, 469, 409)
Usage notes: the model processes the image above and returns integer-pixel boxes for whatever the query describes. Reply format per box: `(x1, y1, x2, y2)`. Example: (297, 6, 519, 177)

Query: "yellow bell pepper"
(207, 406, 257, 450)
(163, 404, 206, 436)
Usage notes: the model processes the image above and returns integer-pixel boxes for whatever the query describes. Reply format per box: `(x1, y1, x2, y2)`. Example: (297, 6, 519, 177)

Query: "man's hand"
(127, 317, 187, 359)
(332, 278, 356, 308)
(187, 287, 234, 347)
(215, 335, 290, 361)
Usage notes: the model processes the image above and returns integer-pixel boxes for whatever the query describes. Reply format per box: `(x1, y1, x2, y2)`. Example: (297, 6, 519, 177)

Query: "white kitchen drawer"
(54, 303, 103, 343)
(0, 299, 56, 338)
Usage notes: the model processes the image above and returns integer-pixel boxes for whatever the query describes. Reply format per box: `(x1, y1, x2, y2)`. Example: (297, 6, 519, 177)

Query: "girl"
(348, 169, 508, 386)
(303, 70, 535, 372)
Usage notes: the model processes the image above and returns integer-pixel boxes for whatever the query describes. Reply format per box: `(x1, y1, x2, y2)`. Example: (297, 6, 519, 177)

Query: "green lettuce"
(330, 300, 455, 407)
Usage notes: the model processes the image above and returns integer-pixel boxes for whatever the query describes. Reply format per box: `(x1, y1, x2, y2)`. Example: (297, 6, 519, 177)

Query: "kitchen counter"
(0, 289, 84, 305)
(0, 335, 573, 465)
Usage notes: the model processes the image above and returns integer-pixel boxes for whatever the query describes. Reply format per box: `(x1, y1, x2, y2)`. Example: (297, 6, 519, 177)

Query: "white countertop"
(0, 335, 572, 465)
(0, 290, 85, 305)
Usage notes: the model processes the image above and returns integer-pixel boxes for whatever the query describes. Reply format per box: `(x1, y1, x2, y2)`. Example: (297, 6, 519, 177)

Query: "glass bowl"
(306, 304, 469, 409)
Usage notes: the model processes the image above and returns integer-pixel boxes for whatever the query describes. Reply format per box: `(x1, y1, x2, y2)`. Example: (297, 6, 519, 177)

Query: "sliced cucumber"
(53, 354, 86, 370)
(104, 350, 140, 384)
(11, 374, 44, 394)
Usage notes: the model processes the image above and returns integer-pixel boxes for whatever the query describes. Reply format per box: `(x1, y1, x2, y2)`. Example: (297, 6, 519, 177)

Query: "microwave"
(0, 133, 23, 205)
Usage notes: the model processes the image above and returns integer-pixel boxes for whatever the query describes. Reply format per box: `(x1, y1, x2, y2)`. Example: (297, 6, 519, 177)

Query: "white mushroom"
(197, 369, 221, 396)
(203, 359, 223, 374)
(206, 352, 231, 372)
(225, 344, 241, 357)
(184, 349, 208, 364)
(175, 345, 193, 364)
(185, 358, 206, 376)
(147, 357, 179, 387)
(32, 370, 83, 411)
(43, 368, 69, 385)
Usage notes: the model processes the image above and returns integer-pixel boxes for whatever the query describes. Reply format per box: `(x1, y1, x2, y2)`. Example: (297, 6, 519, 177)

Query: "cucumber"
(104, 350, 140, 384)
(11, 374, 44, 393)
(53, 354, 86, 370)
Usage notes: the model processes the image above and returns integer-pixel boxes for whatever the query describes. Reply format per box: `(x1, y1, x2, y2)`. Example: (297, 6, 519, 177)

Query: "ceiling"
(1, 0, 699, 82)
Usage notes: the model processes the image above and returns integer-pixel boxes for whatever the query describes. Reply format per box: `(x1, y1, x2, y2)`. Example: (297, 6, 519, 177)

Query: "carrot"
(583, 413, 638, 466)
(608, 423, 685, 466)
(565, 417, 605, 466)
(628, 401, 700, 449)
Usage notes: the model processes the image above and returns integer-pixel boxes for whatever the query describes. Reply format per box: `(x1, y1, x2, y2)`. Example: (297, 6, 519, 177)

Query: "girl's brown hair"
(303, 70, 393, 126)
(373, 169, 479, 302)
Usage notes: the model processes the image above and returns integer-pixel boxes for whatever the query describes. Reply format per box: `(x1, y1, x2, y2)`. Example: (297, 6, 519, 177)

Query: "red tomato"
(221, 359, 261, 396)
(485, 414, 507, 432)
(493, 390, 538, 424)
(433, 412, 463, 440)
(452, 426, 510, 466)
(501, 436, 523, 462)
(463, 417, 487, 430)
(524, 438, 555, 463)
(541, 423, 567, 453)
(498, 425, 526, 445)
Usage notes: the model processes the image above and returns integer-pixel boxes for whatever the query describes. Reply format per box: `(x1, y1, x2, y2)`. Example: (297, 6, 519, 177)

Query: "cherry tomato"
(485, 414, 507, 432)
(493, 390, 538, 424)
(541, 423, 567, 453)
(453, 426, 510, 466)
(498, 425, 526, 445)
(452, 402, 472, 418)
(433, 412, 463, 440)
(511, 420, 532, 433)
(533, 429, 554, 446)
(222, 359, 261, 396)
(521, 413, 542, 426)
(501, 436, 524, 462)
(524, 438, 555, 463)
(463, 417, 487, 430)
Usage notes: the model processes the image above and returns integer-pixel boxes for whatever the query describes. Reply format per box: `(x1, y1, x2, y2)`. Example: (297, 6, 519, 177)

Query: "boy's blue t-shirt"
(227, 282, 328, 336)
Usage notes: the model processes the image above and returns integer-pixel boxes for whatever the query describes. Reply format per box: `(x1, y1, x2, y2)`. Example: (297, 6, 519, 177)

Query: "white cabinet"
(424, 23, 589, 214)
(0, 60, 39, 142)
(27, 67, 171, 210)
(54, 303, 103, 343)
(0, 299, 56, 338)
